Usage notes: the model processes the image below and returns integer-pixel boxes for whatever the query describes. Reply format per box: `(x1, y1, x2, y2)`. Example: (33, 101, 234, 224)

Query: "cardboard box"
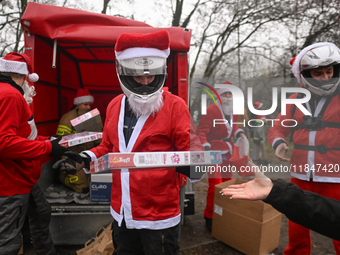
(212, 179, 282, 255)
(90, 151, 222, 174)
(59, 131, 102, 148)
(90, 173, 112, 203)
(70, 108, 103, 133)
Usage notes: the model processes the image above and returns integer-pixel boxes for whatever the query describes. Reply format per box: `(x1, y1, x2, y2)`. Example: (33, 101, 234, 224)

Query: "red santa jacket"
(0, 82, 52, 196)
(89, 92, 203, 229)
(268, 93, 340, 182)
(196, 103, 243, 155)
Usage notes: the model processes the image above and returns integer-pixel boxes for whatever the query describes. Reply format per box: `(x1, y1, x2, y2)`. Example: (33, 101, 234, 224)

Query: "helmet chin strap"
(301, 68, 340, 97)
(304, 81, 338, 97)
(120, 75, 164, 95)
(130, 90, 162, 104)
(133, 84, 157, 94)
(305, 77, 338, 88)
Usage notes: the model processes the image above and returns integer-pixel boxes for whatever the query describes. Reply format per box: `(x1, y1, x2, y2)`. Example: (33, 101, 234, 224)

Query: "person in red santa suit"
(21, 79, 70, 255)
(0, 52, 69, 255)
(53, 30, 204, 255)
(56, 88, 97, 194)
(196, 84, 247, 231)
(268, 42, 340, 255)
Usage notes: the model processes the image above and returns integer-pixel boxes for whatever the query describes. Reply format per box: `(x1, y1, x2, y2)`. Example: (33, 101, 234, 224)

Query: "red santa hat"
(0, 52, 39, 82)
(74, 88, 94, 105)
(253, 101, 263, 109)
(217, 81, 233, 95)
(114, 30, 170, 61)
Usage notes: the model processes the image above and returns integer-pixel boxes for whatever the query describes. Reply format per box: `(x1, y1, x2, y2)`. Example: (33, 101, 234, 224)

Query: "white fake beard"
(221, 97, 233, 115)
(22, 80, 36, 105)
(128, 92, 163, 118)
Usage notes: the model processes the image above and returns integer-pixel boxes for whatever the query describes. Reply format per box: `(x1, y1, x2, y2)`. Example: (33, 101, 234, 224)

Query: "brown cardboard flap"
(212, 179, 282, 255)
(212, 206, 282, 255)
(214, 179, 281, 222)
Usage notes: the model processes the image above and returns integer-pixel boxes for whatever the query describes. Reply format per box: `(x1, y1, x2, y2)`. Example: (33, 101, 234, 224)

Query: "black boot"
(204, 217, 212, 232)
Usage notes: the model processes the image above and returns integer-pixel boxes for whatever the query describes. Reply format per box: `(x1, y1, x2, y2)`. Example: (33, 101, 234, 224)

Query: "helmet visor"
(300, 45, 340, 72)
(116, 57, 167, 76)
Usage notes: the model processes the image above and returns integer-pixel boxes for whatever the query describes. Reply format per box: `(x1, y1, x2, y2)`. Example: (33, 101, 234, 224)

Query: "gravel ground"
(22, 173, 336, 255)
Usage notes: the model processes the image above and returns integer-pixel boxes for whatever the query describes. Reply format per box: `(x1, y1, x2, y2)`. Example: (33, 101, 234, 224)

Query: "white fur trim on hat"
(292, 42, 340, 83)
(0, 58, 39, 82)
(74, 95, 94, 105)
(255, 102, 263, 109)
(0, 58, 28, 75)
(217, 87, 231, 95)
(28, 73, 39, 82)
(115, 47, 170, 61)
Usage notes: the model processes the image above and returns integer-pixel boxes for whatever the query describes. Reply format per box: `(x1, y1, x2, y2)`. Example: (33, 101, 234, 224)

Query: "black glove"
(176, 166, 205, 179)
(176, 166, 191, 177)
(49, 135, 63, 140)
(204, 146, 211, 151)
(53, 151, 91, 175)
(49, 136, 69, 159)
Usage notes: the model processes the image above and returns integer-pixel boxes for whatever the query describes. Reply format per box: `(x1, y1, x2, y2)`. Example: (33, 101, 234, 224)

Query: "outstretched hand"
(220, 163, 273, 200)
(275, 143, 290, 162)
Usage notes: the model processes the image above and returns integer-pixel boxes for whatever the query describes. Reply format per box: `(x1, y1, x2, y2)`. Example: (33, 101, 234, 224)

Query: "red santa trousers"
(204, 154, 232, 219)
(284, 177, 340, 255)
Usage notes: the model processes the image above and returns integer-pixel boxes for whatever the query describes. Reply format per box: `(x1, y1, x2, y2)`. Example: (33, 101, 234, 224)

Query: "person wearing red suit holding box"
(268, 42, 340, 255)
(53, 30, 204, 255)
(196, 84, 247, 231)
(0, 52, 69, 255)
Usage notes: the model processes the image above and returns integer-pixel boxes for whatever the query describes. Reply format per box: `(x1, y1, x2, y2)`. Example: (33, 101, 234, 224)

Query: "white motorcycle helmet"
(114, 30, 170, 103)
(116, 56, 167, 103)
(293, 43, 340, 97)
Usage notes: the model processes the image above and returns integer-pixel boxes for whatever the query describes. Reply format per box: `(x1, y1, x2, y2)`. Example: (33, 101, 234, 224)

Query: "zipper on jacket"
(162, 234, 165, 254)
(16, 204, 22, 228)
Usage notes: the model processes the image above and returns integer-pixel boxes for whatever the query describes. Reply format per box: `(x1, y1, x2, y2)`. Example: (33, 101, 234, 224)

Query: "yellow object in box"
(212, 179, 282, 255)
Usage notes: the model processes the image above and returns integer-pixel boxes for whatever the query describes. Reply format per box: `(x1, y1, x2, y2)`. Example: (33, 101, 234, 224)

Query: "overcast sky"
(79, 0, 173, 27)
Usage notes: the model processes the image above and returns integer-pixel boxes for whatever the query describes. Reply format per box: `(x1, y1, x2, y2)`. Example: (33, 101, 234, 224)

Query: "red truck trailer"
(20, 2, 193, 244)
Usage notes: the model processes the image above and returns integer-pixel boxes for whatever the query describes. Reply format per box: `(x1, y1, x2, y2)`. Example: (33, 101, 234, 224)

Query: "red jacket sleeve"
(231, 114, 243, 139)
(89, 98, 116, 158)
(170, 96, 204, 152)
(196, 112, 214, 147)
(0, 92, 52, 160)
(190, 116, 204, 151)
(267, 93, 299, 148)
